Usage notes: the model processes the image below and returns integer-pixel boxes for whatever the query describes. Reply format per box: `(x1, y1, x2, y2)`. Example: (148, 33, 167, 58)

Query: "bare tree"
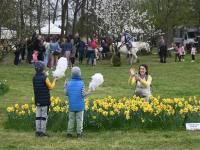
(52, 0, 59, 24)
(72, 0, 85, 36)
(19, 0, 25, 38)
(61, 0, 68, 37)
(36, 0, 43, 34)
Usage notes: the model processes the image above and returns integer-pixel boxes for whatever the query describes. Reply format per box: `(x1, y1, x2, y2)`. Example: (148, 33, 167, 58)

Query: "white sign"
(186, 123, 200, 131)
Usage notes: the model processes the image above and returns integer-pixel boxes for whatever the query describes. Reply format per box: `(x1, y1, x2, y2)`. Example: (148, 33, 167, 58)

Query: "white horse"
(116, 41, 150, 65)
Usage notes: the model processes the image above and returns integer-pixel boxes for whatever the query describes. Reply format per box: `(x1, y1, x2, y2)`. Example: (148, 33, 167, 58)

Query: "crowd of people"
(13, 33, 114, 67)
(158, 35, 198, 63)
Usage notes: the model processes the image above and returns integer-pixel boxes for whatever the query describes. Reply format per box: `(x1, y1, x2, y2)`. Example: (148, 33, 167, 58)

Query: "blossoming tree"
(93, 0, 154, 36)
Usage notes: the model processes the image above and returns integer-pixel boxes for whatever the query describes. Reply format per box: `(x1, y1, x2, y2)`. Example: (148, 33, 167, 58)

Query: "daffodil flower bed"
(5, 96, 200, 131)
(0, 80, 9, 95)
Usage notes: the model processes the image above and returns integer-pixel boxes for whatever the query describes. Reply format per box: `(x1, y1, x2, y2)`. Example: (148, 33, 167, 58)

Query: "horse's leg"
(128, 54, 132, 65)
(132, 53, 137, 64)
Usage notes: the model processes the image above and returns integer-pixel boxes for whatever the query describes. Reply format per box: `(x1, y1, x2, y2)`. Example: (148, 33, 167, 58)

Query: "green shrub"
(112, 54, 121, 67)
(0, 80, 9, 96)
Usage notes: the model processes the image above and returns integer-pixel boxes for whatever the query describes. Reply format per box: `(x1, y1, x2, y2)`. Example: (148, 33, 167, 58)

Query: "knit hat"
(34, 61, 45, 73)
(71, 66, 81, 77)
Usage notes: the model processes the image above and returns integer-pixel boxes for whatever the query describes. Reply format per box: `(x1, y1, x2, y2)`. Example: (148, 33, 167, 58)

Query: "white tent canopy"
(39, 23, 61, 35)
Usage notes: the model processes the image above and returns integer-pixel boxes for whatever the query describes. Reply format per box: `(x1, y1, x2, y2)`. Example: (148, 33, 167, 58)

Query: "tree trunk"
(36, 0, 43, 35)
(48, 0, 50, 34)
(72, 12, 77, 36)
(19, 0, 25, 38)
(61, 0, 68, 37)
(29, 0, 33, 30)
(65, 0, 69, 36)
(72, 0, 84, 36)
(79, 0, 86, 35)
(86, 0, 89, 41)
(53, 0, 59, 24)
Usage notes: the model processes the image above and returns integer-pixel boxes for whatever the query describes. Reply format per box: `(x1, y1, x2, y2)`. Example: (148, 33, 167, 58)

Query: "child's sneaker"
(67, 133, 73, 138)
(77, 133, 83, 138)
(40, 132, 49, 137)
(35, 131, 41, 137)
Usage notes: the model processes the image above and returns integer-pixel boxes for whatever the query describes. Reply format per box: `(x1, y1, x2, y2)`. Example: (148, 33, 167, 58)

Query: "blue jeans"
(43, 51, 49, 67)
(79, 51, 84, 64)
(87, 50, 95, 65)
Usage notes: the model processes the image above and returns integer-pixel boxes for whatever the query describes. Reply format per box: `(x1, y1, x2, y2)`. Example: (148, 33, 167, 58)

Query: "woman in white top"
(128, 64, 152, 101)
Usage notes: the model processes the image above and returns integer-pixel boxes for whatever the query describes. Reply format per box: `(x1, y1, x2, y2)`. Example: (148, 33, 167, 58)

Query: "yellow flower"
(53, 106, 60, 112)
(18, 110, 25, 116)
(102, 111, 108, 116)
(14, 104, 19, 109)
(109, 111, 115, 116)
(85, 99, 90, 111)
(50, 96, 55, 102)
(65, 100, 68, 105)
(22, 104, 29, 110)
(97, 108, 103, 113)
(92, 103, 97, 111)
(51, 102, 55, 107)
(32, 107, 36, 113)
(125, 114, 130, 120)
(178, 101, 183, 107)
(114, 108, 120, 114)
(180, 108, 188, 114)
(60, 107, 65, 113)
(65, 108, 68, 113)
(7, 106, 14, 113)
(124, 110, 130, 120)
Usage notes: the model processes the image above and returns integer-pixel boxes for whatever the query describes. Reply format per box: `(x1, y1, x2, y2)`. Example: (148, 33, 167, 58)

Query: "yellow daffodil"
(7, 106, 14, 113)
(14, 104, 19, 109)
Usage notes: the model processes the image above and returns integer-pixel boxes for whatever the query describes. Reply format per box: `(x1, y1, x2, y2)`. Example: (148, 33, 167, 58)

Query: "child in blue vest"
(32, 61, 57, 137)
(65, 66, 89, 138)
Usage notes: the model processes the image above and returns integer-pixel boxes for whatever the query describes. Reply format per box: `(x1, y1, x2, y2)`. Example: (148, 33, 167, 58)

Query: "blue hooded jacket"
(65, 75, 85, 112)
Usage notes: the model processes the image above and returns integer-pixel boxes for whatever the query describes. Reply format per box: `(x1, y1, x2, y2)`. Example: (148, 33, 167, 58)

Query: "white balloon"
(52, 57, 68, 78)
(89, 73, 104, 92)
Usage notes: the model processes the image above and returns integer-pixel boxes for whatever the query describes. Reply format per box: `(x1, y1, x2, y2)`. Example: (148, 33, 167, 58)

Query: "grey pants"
(36, 106, 48, 133)
(67, 111, 84, 134)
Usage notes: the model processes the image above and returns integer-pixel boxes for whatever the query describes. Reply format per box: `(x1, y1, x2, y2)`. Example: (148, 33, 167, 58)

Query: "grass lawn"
(0, 53, 200, 150)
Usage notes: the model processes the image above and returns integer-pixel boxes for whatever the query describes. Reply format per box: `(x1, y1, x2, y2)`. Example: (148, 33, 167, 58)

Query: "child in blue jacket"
(65, 66, 89, 138)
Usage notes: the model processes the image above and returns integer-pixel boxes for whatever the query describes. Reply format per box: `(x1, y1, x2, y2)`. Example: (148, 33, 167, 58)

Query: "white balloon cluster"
(52, 57, 68, 78)
(88, 73, 104, 92)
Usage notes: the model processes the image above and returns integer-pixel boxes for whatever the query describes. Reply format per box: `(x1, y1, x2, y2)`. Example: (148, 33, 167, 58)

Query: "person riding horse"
(121, 31, 134, 54)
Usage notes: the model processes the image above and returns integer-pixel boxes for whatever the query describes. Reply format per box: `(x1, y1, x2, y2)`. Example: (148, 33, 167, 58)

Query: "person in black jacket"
(32, 61, 57, 136)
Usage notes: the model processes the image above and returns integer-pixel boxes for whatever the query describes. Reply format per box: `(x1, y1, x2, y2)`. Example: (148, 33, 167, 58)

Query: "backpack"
(91, 41, 97, 49)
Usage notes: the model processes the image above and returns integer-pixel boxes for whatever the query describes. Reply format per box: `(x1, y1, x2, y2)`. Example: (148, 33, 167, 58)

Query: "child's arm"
(82, 86, 90, 97)
(64, 80, 68, 96)
(45, 77, 57, 90)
